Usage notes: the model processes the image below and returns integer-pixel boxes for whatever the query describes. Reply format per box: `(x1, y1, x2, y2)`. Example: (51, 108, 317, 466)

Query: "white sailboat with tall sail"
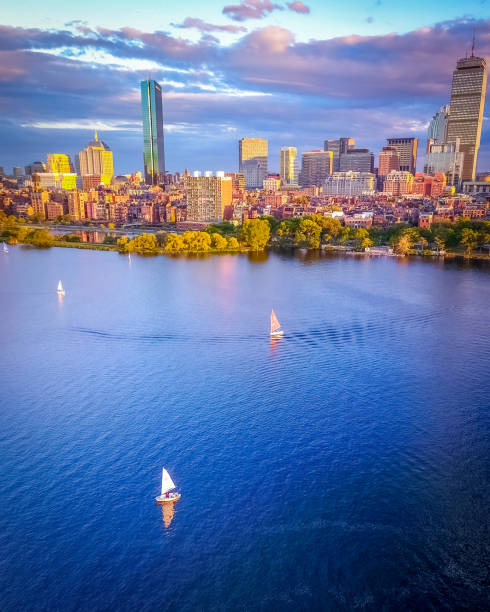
(1, 242, 8, 254)
(270, 309, 284, 337)
(57, 280, 66, 296)
(156, 467, 181, 503)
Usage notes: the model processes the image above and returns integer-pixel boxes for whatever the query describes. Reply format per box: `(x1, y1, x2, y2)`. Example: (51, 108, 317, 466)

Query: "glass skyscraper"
(140, 79, 165, 185)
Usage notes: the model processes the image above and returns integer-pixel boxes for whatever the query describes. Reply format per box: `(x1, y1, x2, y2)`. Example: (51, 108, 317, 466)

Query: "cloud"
(222, 0, 283, 22)
(286, 2, 310, 14)
(1, 18, 490, 173)
(171, 17, 247, 34)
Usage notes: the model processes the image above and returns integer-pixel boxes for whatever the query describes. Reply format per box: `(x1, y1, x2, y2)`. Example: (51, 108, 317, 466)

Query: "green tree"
(240, 219, 270, 250)
(361, 237, 373, 250)
(392, 230, 414, 256)
(127, 233, 158, 252)
(353, 227, 369, 250)
(210, 233, 228, 250)
(117, 236, 130, 252)
(28, 229, 54, 248)
(461, 228, 478, 256)
(337, 226, 351, 244)
(182, 231, 211, 252)
(164, 233, 185, 252)
(227, 236, 240, 250)
(294, 218, 322, 249)
(433, 236, 445, 253)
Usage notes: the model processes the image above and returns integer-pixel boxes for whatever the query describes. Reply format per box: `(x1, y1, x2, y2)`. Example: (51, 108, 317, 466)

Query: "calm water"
(1, 247, 489, 611)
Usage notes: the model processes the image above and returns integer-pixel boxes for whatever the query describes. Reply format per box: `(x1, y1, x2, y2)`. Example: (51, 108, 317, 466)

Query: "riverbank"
(6, 236, 490, 263)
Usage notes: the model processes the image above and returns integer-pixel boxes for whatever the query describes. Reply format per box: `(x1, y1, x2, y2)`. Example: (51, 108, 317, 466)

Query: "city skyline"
(1, 6, 489, 173)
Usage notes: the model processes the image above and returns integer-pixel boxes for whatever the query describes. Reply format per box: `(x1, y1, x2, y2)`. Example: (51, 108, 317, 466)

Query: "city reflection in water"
(160, 500, 178, 528)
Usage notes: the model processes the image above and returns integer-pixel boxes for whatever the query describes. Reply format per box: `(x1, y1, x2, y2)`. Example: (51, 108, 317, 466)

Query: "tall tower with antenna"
(446, 35, 487, 181)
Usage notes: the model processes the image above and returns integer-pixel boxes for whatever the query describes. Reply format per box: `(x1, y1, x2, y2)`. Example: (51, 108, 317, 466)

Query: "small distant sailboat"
(156, 467, 181, 504)
(270, 309, 284, 337)
(57, 280, 66, 296)
(1, 242, 8, 254)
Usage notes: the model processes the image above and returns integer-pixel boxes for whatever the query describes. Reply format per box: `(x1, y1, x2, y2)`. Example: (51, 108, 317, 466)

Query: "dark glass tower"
(140, 79, 165, 185)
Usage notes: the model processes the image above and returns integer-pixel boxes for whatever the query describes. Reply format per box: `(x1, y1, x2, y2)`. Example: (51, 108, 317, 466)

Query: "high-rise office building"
(279, 147, 299, 187)
(300, 150, 333, 187)
(427, 105, 450, 145)
(324, 138, 355, 172)
(424, 139, 464, 188)
(446, 55, 487, 181)
(386, 138, 418, 174)
(13, 167, 23, 178)
(141, 79, 165, 185)
(76, 132, 114, 186)
(378, 147, 400, 177)
(184, 172, 232, 222)
(239, 138, 268, 188)
(25, 161, 46, 175)
(46, 154, 74, 174)
(339, 149, 374, 173)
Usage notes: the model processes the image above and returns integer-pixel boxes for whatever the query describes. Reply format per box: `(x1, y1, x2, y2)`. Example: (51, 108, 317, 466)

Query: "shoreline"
(5, 238, 490, 263)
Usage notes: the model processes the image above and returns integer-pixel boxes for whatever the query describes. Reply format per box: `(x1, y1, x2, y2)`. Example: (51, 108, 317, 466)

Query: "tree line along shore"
(1, 211, 489, 259)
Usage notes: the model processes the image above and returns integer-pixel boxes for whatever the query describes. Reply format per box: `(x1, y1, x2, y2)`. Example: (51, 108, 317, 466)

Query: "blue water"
(1, 247, 489, 610)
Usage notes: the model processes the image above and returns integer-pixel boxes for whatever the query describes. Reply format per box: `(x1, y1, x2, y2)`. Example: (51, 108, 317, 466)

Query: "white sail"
(57, 281, 64, 292)
(2, 242, 8, 252)
(161, 468, 176, 494)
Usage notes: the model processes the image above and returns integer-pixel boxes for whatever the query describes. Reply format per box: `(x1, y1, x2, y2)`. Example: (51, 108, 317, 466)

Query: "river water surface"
(1, 247, 489, 610)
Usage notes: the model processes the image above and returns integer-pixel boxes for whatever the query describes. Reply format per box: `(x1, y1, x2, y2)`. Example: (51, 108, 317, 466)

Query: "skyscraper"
(299, 150, 333, 187)
(427, 105, 450, 145)
(446, 55, 487, 181)
(238, 138, 268, 189)
(324, 138, 355, 172)
(386, 138, 418, 174)
(378, 147, 400, 177)
(184, 172, 232, 222)
(46, 154, 74, 173)
(76, 132, 114, 186)
(279, 147, 299, 187)
(141, 79, 165, 185)
(339, 149, 374, 173)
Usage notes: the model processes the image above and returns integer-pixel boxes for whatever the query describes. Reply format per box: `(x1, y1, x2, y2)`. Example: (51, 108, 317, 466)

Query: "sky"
(1, 0, 490, 174)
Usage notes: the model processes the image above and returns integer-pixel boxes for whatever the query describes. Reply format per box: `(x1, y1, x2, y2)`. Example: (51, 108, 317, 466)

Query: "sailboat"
(270, 309, 284, 337)
(1, 242, 8, 253)
(57, 280, 66, 296)
(156, 467, 181, 503)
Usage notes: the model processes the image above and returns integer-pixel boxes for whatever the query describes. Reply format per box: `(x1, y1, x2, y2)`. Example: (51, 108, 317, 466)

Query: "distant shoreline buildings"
(1, 52, 489, 227)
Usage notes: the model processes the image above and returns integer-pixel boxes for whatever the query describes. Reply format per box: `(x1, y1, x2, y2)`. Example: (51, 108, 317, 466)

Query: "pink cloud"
(287, 1, 310, 14)
(222, 0, 283, 22)
(172, 17, 247, 34)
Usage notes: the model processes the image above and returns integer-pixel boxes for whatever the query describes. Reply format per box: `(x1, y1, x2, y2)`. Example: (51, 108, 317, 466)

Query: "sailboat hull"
(57, 290, 66, 296)
(270, 331, 284, 337)
(156, 492, 181, 503)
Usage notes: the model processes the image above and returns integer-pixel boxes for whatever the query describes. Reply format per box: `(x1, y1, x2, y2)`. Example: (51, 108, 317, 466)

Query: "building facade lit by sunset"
(280, 147, 299, 187)
(299, 150, 333, 187)
(446, 55, 487, 181)
(238, 138, 268, 189)
(184, 172, 232, 222)
(141, 79, 165, 185)
(46, 154, 74, 174)
(76, 133, 114, 186)
(386, 138, 418, 174)
(378, 147, 400, 177)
